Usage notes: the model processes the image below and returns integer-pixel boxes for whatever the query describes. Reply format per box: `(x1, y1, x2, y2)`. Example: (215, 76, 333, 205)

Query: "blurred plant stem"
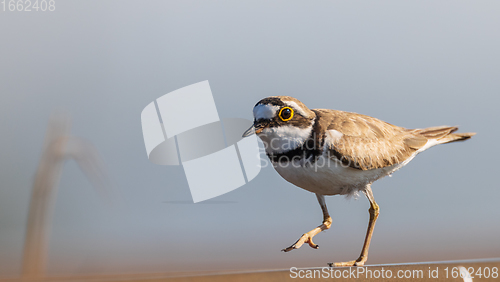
(21, 115, 109, 279)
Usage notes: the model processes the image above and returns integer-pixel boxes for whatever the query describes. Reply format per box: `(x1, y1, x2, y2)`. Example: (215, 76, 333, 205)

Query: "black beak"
(242, 122, 267, 137)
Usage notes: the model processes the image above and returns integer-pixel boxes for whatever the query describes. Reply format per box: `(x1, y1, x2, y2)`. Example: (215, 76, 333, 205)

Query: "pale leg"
(282, 194, 333, 252)
(331, 185, 380, 267)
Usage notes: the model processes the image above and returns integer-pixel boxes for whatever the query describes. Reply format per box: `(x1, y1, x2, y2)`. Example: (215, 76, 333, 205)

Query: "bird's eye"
(279, 107, 294, 121)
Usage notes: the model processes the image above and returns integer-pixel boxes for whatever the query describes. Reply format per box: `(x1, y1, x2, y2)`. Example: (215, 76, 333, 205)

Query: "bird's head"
(243, 96, 316, 153)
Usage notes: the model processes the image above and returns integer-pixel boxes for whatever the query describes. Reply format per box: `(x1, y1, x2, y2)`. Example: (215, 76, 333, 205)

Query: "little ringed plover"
(242, 96, 475, 267)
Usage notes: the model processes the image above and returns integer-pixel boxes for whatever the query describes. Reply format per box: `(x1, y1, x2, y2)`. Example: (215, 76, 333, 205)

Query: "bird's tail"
(415, 126, 476, 145)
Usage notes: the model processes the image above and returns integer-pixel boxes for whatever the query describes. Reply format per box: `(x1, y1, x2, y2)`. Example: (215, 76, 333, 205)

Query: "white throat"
(258, 125, 313, 154)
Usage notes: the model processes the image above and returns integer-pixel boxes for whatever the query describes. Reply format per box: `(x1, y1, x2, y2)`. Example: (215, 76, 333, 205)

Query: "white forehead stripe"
(253, 104, 280, 120)
(283, 101, 309, 117)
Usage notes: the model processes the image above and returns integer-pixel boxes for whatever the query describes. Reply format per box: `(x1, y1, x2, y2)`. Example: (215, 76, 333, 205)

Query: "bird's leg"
(282, 194, 332, 252)
(331, 185, 379, 267)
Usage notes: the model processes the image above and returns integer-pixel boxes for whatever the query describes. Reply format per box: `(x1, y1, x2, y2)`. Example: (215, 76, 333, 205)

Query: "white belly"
(273, 155, 411, 196)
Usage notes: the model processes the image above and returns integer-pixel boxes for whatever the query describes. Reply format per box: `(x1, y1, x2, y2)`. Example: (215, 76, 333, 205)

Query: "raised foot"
(328, 258, 366, 267)
(282, 217, 331, 252)
(282, 233, 319, 252)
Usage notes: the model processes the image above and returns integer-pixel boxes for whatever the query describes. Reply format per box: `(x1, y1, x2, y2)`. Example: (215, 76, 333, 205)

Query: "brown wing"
(313, 109, 428, 170)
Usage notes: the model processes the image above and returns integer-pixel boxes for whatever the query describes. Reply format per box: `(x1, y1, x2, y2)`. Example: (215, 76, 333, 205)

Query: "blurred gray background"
(0, 0, 498, 277)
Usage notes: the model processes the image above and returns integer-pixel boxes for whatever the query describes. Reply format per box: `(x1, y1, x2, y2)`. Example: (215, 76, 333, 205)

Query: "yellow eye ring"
(278, 107, 294, 121)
